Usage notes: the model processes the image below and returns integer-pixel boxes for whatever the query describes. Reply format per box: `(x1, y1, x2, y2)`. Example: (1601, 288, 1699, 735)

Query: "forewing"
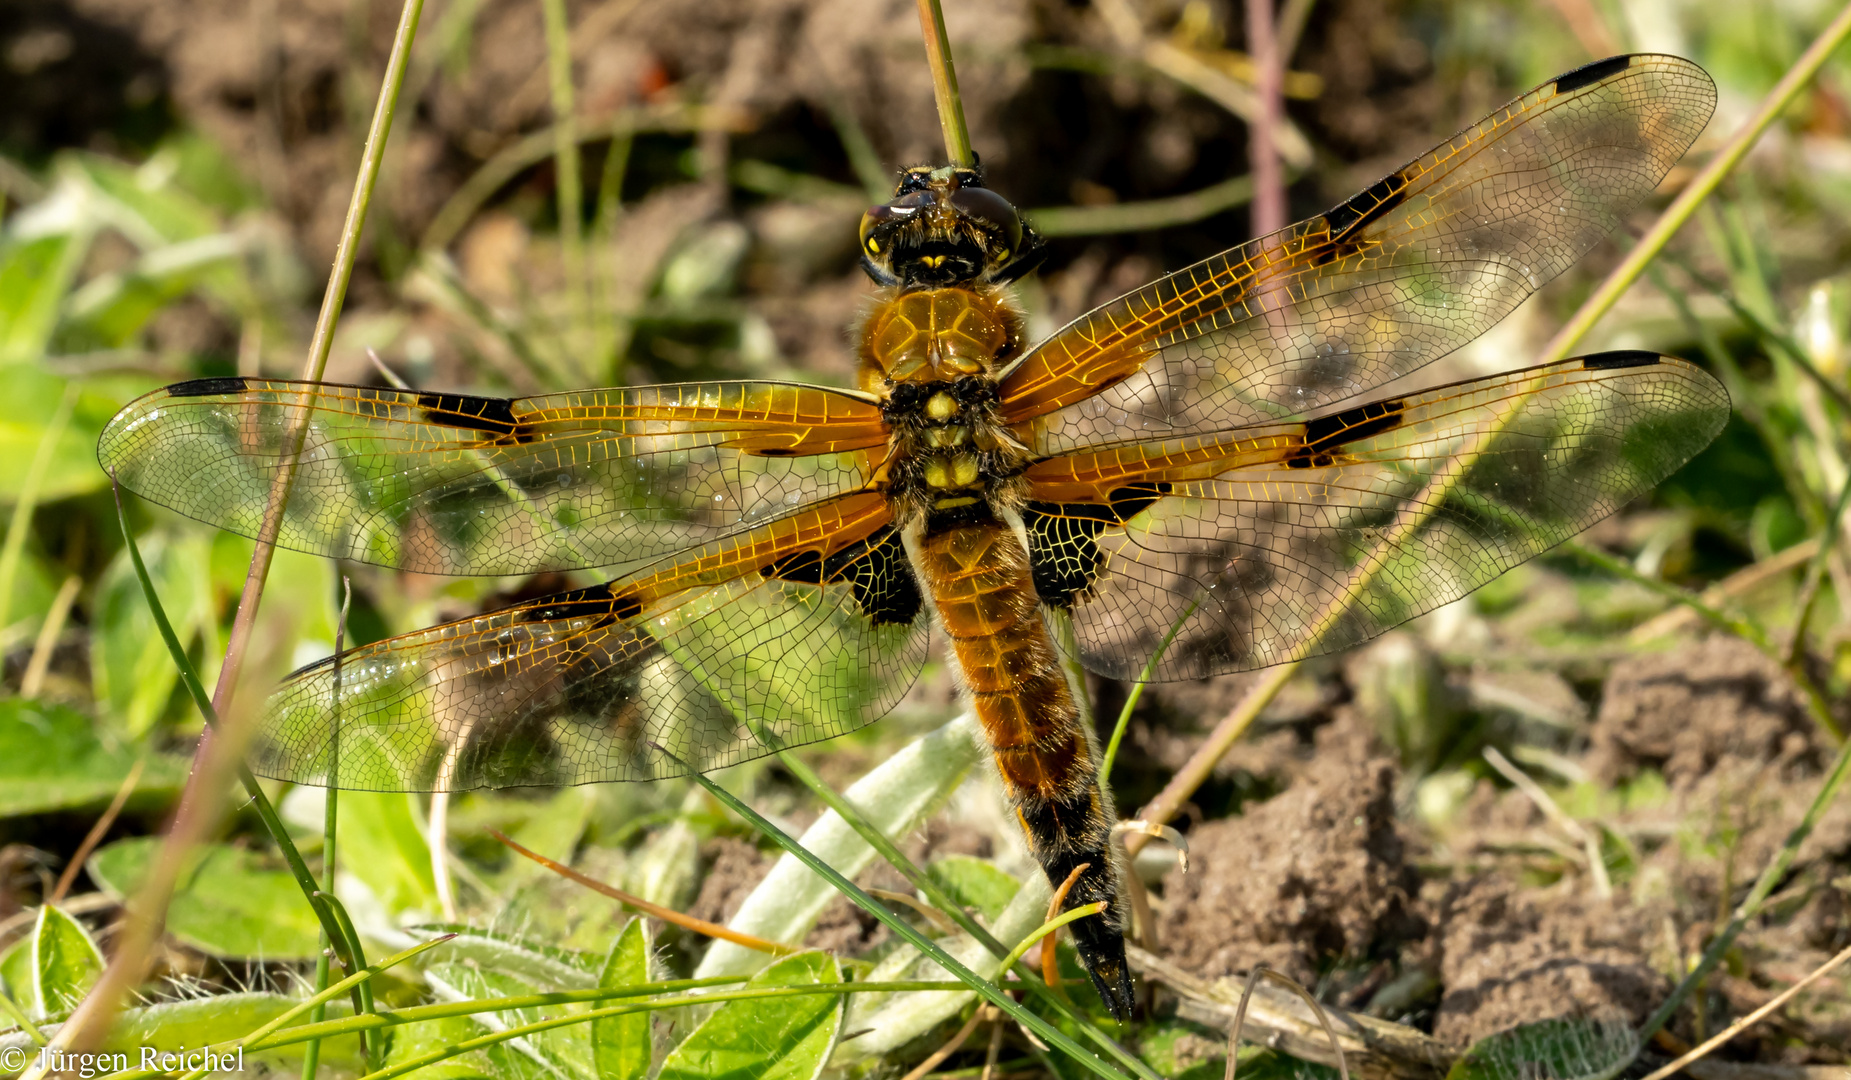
(98, 377, 889, 577)
(1020, 354, 1729, 680)
(247, 492, 930, 789)
(1001, 55, 1716, 455)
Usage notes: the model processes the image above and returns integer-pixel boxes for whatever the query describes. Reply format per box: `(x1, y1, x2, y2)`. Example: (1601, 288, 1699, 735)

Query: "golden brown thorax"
(857, 287, 1015, 391)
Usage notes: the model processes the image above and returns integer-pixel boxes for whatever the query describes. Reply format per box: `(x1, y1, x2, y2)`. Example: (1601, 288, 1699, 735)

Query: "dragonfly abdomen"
(915, 514, 1134, 1018)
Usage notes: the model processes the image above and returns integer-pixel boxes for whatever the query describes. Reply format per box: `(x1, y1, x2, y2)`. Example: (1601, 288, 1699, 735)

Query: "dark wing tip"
(167, 376, 251, 397)
(1580, 350, 1664, 371)
(1551, 54, 1636, 95)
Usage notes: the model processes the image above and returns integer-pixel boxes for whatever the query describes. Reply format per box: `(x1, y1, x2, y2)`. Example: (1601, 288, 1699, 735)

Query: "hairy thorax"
(858, 285, 1033, 526)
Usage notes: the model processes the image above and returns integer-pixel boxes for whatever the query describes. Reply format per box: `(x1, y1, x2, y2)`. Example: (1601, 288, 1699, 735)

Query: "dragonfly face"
(857, 164, 1043, 289)
(99, 53, 1730, 1021)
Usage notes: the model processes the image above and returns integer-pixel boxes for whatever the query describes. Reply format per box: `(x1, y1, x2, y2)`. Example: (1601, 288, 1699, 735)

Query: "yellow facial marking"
(934, 496, 978, 509)
(953, 455, 980, 486)
(925, 393, 958, 421)
(866, 238, 879, 254)
(924, 459, 952, 488)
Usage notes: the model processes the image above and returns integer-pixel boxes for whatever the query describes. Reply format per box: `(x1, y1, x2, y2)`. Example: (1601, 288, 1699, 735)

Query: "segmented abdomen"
(915, 515, 1133, 1015)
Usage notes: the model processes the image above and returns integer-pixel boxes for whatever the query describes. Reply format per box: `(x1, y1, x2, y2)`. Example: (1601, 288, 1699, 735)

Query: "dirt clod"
(1588, 636, 1821, 789)
(1430, 880, 1667, 1047)
(1157, 756, 1423, 985)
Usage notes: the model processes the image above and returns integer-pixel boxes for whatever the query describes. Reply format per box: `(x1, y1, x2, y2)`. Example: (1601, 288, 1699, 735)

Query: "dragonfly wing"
(1019, 353, 1729, 680)
(98, 377, 889, 577)
(249, 492, 930, 789)
(1000, 54, 1716, 455)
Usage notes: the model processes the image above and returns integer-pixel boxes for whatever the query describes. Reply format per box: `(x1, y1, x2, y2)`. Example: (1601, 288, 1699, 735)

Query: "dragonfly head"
(858, 163, 1043, 289)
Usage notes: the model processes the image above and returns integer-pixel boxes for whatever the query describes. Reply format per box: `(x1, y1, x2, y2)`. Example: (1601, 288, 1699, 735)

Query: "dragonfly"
(100, 53, 1726, 1018)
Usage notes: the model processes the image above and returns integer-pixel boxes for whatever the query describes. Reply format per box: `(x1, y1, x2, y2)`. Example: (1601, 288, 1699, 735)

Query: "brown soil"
(1156, 753, 1424, 987)
(1587, 636, 1824, 790)
(1152, 633, 1851, 1057)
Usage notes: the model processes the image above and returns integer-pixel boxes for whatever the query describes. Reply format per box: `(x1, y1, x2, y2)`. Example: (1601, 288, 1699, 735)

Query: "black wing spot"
(1288, 398, 1407, 469)
(1582, 350, 1661, 371)
(517, 583, 638, 625)
(1553, 54, 1633, 95)
(1025, 482, 1173, 608)
(755, 448, 798, 458)
(168, 377, 250, 397)
(418, 391, 532, 442)
(761, 549, 824, 584)
(763, 528, 922, 626)
(1322, 171, 1410, 241)
(826, 526, 924, 626)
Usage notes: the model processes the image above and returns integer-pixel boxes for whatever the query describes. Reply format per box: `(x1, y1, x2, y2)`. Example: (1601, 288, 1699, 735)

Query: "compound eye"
(858, 192, 932, 254)
(948, 185, 1022, 254)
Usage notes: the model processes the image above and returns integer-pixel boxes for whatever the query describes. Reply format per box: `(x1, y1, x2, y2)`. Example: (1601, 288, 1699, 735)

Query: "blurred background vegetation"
(0, 0, 1849, 1075)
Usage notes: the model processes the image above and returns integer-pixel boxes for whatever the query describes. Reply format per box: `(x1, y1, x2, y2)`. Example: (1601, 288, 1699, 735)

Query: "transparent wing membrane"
(250, 493, 931, 790)
(1002, 55, 1716, 455)
(1021, 354, 1730, 680)
(98, 377, 888, 577)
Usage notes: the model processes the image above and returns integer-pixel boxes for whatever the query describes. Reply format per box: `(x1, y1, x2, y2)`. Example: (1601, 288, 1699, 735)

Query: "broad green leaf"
(592, 919, 653, 1080)
(66, 152, 219, 245)
(0, 231, 87, 366)
(426, 961, 596, 1080)
(657, 951, 842, 1080)
(0, 935, 34, 1014)
(382, 1013, 500, 1080)
(32, 904, 103, 1015)
(926, 855, 1022, 921)
(102, 991, 359, 1073)
(497, 786, 597, 890)
(330, 791, 439, 916)
(1447, 1017, 1639, 1080)
(0, 698, 185, 817)
(90, 528, 213, 736)
(409, 927, 597, 986)
(87, 837, 321, 959)
(0, 367, 158, 503)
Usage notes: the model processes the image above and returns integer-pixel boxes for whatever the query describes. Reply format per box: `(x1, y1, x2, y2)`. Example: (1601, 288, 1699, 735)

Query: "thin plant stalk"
(1136, 10, 1851, 838)
(1634, 729, 1851, 1048)
(1099, 601, 1198, 788)
(48, 758, 143, 904)
(1124, 661, 1297, 856)
(49, 2, 427, 1056)
(1785, 469, 1851, 666)
(772, 753, 1163, 1080)
(1567, 540, 1844, 742)
(301, 578, 351, 1080)
(1244, 0, 1285, 236)
(676, 757, 1133, 1080)
(1637, 941, 1851, 1080)
(1539, 0, 1851, 363)
(915, 0, 974, 166)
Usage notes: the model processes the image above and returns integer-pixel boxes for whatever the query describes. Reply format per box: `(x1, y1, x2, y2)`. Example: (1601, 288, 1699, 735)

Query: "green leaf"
(926, 855, 1022, 921)
(382, 1013, 501, 1080)
(0, 934, 29, 1010)
(497, 786, 597, 891)
(592, 919, 653, 1080)
(91, 529, 214, 736)
(1446, 1017, 1639, 1080)
(425, 961, 596, 1080)
(0, 368, 158, 503)
(327, 791, 439, 916)
(0, 698, 185, 817)
(657, 951, 842, 1080)
(32, 904, 103, 1016)
(87, 837, 322, 959)
(409, 926, 597, 986)
(102, 991, 360, 1073)
(0, 231, 87, 366)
